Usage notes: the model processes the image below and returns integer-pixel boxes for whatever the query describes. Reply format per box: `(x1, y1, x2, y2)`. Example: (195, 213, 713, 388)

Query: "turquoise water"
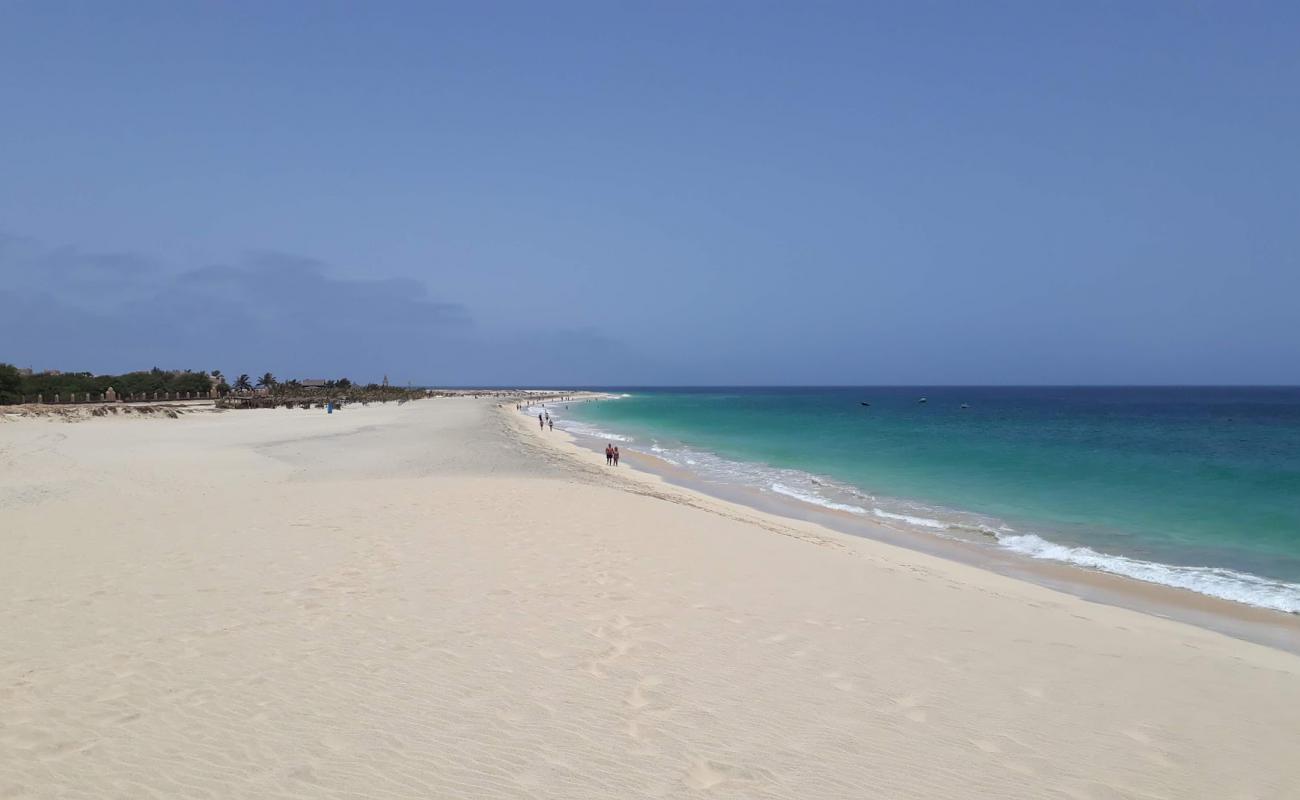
(552, 387, 1300, 612)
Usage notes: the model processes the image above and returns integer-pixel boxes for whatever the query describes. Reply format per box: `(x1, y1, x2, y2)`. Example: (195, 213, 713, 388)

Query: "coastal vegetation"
(215, 378, 425, 409)
(0, 363, 21, 404)
(0, 363, 422, 406)
(0, 365, 214, 404)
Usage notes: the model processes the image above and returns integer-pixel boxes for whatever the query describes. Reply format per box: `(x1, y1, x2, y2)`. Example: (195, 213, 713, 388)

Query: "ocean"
(544, 387, 1300, 614)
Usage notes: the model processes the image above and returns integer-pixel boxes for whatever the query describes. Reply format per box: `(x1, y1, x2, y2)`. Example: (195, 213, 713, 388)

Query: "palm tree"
(257, 372, 277, 389)
(234, 374, 252, 392)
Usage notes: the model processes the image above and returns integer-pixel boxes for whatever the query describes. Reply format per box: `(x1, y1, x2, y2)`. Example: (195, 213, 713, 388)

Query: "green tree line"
(0, 364, 400, 405)
(0, 365, 214, 404)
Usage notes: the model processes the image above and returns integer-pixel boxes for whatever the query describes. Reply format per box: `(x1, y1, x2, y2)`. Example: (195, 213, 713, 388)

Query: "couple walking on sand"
(605, 444, 620, 466)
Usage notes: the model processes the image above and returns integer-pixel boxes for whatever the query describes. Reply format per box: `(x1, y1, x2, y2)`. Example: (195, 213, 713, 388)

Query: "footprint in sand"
(320, 733, 349, 752)
(819, 670, 851, 690)
(495, 707, 525, 724)
(625, 675, 661, 710)
(1122, 728, 1152, 745)
(1140, 750, 1177, 768)
(1122, 728, 1176, 768)
(599, 639, 633, 664)
(685, 760, 733, 790)
(626, 684, 651, 710)
(684, 758, 774, 791)
(892, 694, 928, 722)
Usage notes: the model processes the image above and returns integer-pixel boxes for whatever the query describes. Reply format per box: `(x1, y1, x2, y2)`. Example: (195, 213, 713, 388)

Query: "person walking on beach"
(539, 413, 544, 429)
(613, 446, 620, 466)
(547, 418, 553, 431)
(605, 444, 613, 465)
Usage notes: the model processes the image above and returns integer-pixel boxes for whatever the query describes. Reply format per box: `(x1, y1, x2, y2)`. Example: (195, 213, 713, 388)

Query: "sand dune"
(2, 399, 1298, 798)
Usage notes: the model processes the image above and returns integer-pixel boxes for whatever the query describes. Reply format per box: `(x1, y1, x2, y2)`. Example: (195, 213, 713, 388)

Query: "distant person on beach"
(613, 446, 620, 466)
(605, 444, 613, 465)
(538, 413, 544, 429)
(547, 418, 553, 431)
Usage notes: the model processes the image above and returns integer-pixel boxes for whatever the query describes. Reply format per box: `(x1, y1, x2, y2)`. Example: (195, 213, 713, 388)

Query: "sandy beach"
(3, 397, 1299, 799)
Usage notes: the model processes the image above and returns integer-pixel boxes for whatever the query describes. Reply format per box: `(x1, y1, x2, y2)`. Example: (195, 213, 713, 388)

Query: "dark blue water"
(557, 387, 1300, 612)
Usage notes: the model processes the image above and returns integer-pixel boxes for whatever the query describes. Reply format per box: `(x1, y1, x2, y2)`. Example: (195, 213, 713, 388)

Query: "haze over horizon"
(2, 2, 1298, 386)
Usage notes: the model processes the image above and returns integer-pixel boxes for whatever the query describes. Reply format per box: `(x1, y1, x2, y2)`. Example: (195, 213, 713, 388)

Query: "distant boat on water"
(860, 401, 871, 407)
(961, 403, 970, 409)
(918, 397, 928, 404)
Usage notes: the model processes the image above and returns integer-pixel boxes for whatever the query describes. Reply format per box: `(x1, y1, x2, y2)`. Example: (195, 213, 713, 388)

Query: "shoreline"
(6, 396, 1300, 797)
(511, 400, 1300, 654)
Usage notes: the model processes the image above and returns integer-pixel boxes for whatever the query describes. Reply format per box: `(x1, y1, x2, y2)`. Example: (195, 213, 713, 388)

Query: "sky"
(1, 1, 1298, 386)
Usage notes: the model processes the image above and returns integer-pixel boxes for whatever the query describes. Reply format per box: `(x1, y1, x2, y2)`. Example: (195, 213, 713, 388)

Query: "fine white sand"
(3, 398, 1299, 799)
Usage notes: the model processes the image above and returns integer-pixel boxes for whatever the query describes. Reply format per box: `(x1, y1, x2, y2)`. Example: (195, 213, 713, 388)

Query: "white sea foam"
(770, 483, 868, 515)
(561, 421, 632, 442)
(871, 508, 948, 530)
(644, 443, 682, 464)
(535, 406, 633, 442)
(997, 534, 1300, 614)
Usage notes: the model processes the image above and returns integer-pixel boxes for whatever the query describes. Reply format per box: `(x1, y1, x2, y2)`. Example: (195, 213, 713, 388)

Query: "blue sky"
(2, 1, 1297, 385)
